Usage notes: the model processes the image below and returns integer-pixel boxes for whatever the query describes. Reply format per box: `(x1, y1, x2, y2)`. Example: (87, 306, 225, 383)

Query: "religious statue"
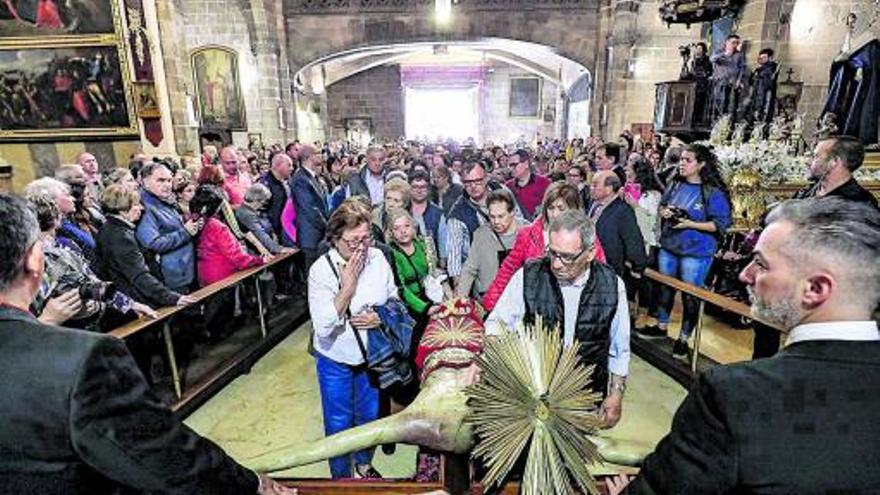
(731, 122, 748, 144)
(749, 123, 767, 144)
(246, 300, 650, 488)
(768, 115, 790, 142)
(816, 112, 839, 141)
(789, 113, 806, 155)
(709, 114, 732, 145)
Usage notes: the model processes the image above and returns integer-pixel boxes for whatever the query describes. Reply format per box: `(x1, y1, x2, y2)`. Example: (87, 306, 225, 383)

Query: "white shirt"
(485, 267, 631, 377)
(308, 247, 398, 365)
(364, 171, 384, 206)
(786, 321, 880, 347)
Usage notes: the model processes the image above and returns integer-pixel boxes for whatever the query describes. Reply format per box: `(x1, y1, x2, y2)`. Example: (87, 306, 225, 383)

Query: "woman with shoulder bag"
(307, 198, 400, 479)
(638, 143, 732, 360)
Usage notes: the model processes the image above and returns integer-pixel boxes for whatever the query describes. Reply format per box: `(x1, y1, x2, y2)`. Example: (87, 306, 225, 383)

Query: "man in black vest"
(609, 198, 880, 494)
(485, 209, 631, 428)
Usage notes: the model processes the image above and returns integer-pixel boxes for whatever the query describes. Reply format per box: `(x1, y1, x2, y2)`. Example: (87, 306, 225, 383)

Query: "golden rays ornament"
(465, 319, 604, 495)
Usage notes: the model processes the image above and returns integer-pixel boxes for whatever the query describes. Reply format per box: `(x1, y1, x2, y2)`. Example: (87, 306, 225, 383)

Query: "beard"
(747, 286, 802, 330)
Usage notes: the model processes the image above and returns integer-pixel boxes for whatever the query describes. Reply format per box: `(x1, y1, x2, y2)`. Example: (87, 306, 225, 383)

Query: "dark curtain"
(822, 39, 880, 146)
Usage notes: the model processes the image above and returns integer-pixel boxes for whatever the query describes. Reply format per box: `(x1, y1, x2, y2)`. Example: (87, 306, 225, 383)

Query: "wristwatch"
(609, 381, 627, 396)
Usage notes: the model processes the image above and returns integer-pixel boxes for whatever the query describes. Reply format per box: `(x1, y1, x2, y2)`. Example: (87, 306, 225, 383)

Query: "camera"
(78, 281, 118, 303)
(666, 206, 691, 224)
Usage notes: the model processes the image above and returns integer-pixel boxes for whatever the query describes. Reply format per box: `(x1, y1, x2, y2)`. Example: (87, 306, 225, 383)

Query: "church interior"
(1, 0, 880, 493)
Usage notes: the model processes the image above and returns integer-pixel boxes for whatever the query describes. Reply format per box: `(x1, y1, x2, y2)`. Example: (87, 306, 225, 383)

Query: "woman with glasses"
(482, 182, 606, 312)
(307, 198, 399, 479)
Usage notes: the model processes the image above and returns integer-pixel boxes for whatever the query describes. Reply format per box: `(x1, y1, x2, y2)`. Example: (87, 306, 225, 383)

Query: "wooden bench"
(108, 251, 297, 399)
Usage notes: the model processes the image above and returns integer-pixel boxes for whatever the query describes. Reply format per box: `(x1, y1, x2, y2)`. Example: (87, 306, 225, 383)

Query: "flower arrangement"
(709, 141, 809, 184)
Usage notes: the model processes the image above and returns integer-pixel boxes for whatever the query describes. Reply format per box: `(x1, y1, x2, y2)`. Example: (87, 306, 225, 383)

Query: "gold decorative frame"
(0, 0, 137, 140)
(190, 45, 248, 131)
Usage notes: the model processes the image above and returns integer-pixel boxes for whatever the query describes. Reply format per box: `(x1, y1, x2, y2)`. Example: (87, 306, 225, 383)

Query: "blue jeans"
(315, 353, 379, 478)
(656, 249, 714, 340)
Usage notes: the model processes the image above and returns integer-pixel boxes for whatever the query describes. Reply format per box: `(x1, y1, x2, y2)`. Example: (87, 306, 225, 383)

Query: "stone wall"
(156, 0, 299, 152)
(326, 65, 405, 143)
(481, 67, 562, 144)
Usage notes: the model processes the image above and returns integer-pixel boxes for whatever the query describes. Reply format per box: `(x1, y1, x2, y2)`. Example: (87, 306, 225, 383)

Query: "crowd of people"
(2, 125, 878, 491)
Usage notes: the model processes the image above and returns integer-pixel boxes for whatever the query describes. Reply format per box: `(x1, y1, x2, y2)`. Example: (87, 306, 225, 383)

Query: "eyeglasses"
(546, 246, 589, 265)
(340, 234, 373, 248)
(462, 176, 486, 187)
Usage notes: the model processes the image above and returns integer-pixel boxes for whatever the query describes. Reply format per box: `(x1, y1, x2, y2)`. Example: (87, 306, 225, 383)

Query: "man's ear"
(801, 272, 835, 310)
(23, 242, 44, 281)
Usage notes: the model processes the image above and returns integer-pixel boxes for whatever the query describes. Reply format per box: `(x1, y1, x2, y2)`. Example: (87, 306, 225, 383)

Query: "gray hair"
(103, 167, 133, 188)
(140, 161, 169, 179)
(664, 146, 683, 165)
(767, 198, 880, 310)
(24, 177, 70, 199)
(244, 183, 272, 206)
(54, 164, 84, 185)
(0, 194, 40, 292)
(548, 209, 595, 250)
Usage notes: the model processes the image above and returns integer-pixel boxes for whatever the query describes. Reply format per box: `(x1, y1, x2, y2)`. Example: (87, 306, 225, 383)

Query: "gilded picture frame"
(0, 0, 118, 39)
(0, 0, 137, 140)
(191, 46, 247, 130)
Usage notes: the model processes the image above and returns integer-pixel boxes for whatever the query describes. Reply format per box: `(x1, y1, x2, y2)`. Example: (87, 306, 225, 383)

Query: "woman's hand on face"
(340, 246, 366, 291)
(350, 309, 380, 329)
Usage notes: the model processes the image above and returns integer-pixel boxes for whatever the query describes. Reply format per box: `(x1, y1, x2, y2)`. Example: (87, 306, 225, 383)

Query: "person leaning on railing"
(94, 185, 197, 312)
(637, 143, 732, 360)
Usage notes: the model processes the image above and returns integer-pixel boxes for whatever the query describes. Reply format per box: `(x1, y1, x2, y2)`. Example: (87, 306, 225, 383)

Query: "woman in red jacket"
(190, 185, 267, 340)
(191, 185, 266, 287)
(482, 182, 606, 312)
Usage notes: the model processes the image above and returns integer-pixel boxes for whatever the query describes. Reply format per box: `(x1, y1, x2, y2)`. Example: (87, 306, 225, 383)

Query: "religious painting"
(0, 0, 117, 37)
(192, 47, 246, 130)
(345, 117, 372, 149)
(132, 81, 158, 119)
(0, 44, 136, 139)
(509, 77, 541, 118)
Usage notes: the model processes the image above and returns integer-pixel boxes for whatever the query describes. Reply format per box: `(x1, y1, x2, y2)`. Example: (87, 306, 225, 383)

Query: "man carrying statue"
(484, 209, 631, 428)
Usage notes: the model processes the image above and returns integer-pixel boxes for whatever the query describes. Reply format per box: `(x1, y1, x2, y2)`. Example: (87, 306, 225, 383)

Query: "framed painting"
(192, 46, 246, 130)
(0, 0, 118, 38)
(509, 77, 542, 118)
(0, 43, 137, 139)
(132, 81, 158, 118)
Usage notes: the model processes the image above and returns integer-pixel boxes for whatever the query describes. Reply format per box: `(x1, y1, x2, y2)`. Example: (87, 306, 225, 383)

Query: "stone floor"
(184, 322, 689, 479)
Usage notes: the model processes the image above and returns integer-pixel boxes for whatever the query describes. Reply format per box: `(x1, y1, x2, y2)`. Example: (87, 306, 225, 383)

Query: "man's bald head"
(590, 170, 620, 202)
(270, 153, 293, 180)
(76, 152, 99, 175)
(219, 146, 239, 176)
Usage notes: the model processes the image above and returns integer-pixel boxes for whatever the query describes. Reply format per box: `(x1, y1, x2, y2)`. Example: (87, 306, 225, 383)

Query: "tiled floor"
(185, 321, 689, 479)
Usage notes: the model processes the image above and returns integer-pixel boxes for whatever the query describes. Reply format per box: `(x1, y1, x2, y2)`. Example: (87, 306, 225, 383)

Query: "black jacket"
(626, 339, 880, 494)
(794, 177, 879, 209)
(259, 171, 293, 247)
(0, 306, 258, 494)
(523, 259, 619, 394)
(94, 215, 181, 308)
(593, 197, 647, 277)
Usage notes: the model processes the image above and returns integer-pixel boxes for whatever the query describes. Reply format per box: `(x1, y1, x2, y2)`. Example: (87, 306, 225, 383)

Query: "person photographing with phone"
(637, 144, 732, 360)
(307, 198, 400, 479)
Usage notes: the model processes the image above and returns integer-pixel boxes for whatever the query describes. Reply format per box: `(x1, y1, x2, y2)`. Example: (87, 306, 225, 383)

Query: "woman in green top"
(386, 208, 432, 319)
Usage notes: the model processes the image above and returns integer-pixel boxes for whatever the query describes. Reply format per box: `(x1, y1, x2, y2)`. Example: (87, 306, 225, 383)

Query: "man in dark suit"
(588, 170, 647, 298)
(292, 144, 329, 271)
(610, 198, 880, 495)
(0, 193, 292, 494)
